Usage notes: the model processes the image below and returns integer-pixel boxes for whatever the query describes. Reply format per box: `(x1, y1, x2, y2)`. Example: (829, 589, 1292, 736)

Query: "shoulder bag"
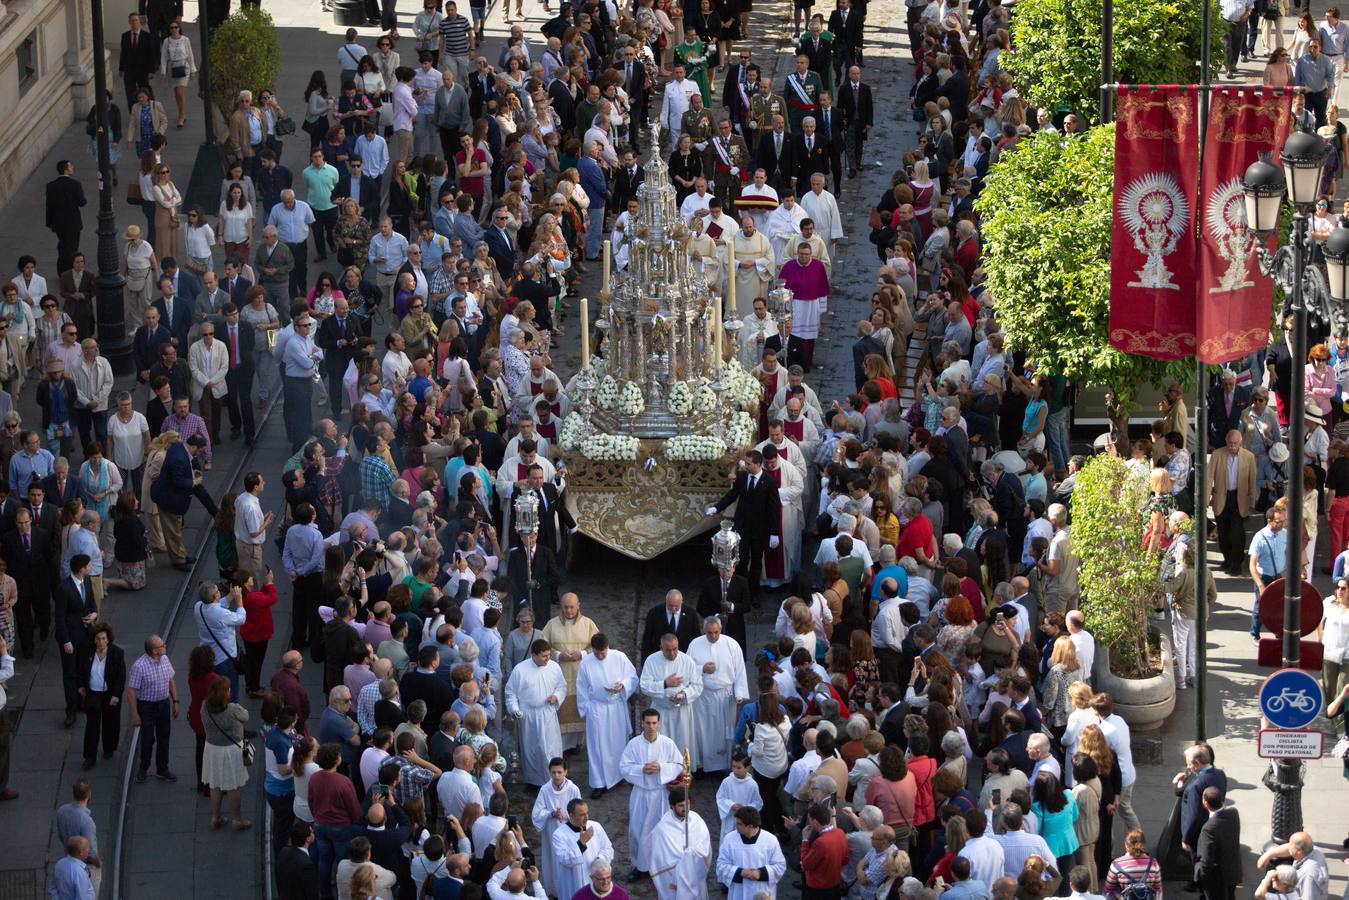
(208, 705, 255, 766)
(197, 602, 238, 663)
(273, 115, 297, 136)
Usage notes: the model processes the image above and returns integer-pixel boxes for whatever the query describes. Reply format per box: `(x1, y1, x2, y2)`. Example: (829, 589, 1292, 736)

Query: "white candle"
(713, 298, 722, 370)
(726, 242, 736, 320)
(580, 296, 590, 372)
(602, 240, 611, 300)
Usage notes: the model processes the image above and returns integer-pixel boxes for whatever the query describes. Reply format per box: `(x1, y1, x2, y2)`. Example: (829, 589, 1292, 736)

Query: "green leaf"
(207, 7, 282, 125)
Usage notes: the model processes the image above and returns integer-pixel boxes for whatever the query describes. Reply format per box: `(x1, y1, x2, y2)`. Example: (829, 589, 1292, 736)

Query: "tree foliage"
(974, 126, 1191, 435)
(1071, 453, 1164, 676)
(1005, 0, 1223, 123)
(207, 7, 282, 123)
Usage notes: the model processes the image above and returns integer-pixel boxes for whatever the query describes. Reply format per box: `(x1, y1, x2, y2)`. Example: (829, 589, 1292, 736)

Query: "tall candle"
(580, 296, 590, 372)
(713, 298, 722, 369)
(726, 242, 736, 321)
(602, 240, 611, 300)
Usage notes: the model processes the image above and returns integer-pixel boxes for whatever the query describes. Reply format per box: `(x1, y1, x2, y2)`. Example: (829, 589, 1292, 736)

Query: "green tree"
(1005, 0, 1223, 123)
(1071, 452, 1165, 676)
(207, 7, 282, 123)
(974, 125, 1191, 445)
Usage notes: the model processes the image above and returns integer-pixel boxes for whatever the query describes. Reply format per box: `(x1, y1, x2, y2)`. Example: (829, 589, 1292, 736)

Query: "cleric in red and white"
(778, 241, 830, 369)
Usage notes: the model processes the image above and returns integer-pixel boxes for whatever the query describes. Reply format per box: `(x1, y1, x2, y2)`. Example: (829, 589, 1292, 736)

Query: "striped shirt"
(439, 14, 472, 57)
(161, 411, 214, 462)
(359, 454, 396, 508)
(127, 654, 176, 702)
(1104, 854, 1161, 897)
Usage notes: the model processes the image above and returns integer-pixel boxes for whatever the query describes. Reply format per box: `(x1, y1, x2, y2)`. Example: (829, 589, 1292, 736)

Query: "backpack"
(1110, 859, 1156, 900)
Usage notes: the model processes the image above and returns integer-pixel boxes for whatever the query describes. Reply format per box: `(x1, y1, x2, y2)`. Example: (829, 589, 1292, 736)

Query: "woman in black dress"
(718, 0, 743, 45)
(692, 0, 723, 70)
(668, 133, 703, 204)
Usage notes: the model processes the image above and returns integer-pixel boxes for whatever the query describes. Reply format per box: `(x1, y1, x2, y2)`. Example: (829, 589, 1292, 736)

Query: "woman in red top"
(905, 731, 939, 859)
(455, 133, 490, 203)
(187, 644, 224, 797)
(235, 566, 278, 699)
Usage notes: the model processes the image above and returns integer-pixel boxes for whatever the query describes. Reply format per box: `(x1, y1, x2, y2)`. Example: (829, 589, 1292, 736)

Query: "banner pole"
(1194, 0, 1212, 744)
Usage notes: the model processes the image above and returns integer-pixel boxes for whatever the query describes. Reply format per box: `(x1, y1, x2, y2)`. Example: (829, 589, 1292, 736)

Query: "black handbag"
(171, 65, 188, 78)
(273, 115, 297, 136)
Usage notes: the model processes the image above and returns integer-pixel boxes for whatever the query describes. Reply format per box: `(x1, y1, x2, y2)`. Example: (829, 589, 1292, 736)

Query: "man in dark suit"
(764, 322, 809, 373)
(828, 0, 865, 78)
(510, 262, 553, 333)
(132, 305, 173, 389)
(118, 13, 158, 111)
(617, 45, 650, 145)
(611, 149, 645, 216)
(316, 297, 360, 418)
(723, 55, 756, 134)
(54, 554, 99, 727)
(162, 258, 203, 307)
(695, 565, 751, 651)
(793, 119, 831, 190)
(508, 465, 575, 555)
(23, 480, 60, 554)
(986, 457, 1027, 561)
(45, 161, 87, 274)
(334, 158, 381, 226)
(276, 821, 320, 900)
(43, 459, 80, 508)
(484, 211, 517, 281)
(937, 68, 970, 123)
(2, 507, 54, 657)
(220, 259, 253, 307)
(837, 66, 873, 178)
(1194, 787, 1241, 900)
(816, 93, 846, 193)
(755, 115, 797, 195)
(1206, 370, 1251, 450)
(639, 589, 703, 660)
(148, 342, 192, 400)
(1178, 744, 1228, 858)
(151, 435, 202, 569)
(506, 531, 562, 628)
(220, 304, 258, 443)
(364, 785, 412, 872)
(708, 449, 781, 605)
(401, 646, 456, 729)
(152, 275, 194, 348)
(875, 684, 905, 745)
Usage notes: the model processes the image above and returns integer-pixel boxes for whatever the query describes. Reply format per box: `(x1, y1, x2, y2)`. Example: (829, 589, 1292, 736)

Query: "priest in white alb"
(777, 395, 822, 460)
(648, 791, 713, 900)
(735, 169, 779, 232)
(798, 172, 843, 259)
(505, 639, 567, 787)
(550, 799, 615, 900)
(639, 633, 704, 767)
(758, 419, 808, 474)
(781, 218, 832, 275)
(716, 807, 787, 900)
(575, 633, 638, 797)
(542, 593, 598, 751)
(689, 217, 725, 300)
(620, 709, 686, 879)
(730, 217, 774, 317)
(737, 297, 778, 369)
(686, 616, 748, 774)
(758, 445, 805, 589)
(778, 242, 830, 370)
(765, 191, 809, 263)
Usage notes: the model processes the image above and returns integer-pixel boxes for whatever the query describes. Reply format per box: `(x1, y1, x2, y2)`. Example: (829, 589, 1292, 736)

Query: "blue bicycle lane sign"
(1259, 668, 1324, 730)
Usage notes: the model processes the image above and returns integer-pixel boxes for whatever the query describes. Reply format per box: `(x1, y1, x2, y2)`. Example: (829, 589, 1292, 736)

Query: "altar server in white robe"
(714, 754, 763, 840)
(716, 807, 787, 900)
(686, 616, 748, 774)
(765, 192, 809, 263)
(770, 376, 824, 425)
(575, 633, 638, 796)
(506, 640, 567, 787)
(620, 709, 686, 878)
(757, 444, 804, 589)
(649, 791, 713, 900)
(639, 634, 704, 767)
(530, 758, 582, 896)
(738, 297, 778, 369)
(550, 799, 615, 900)
(758, 419, 808, 473)
(688, 219, 724, 300)
(730, 217, 774, 317)
(798, 173, 844, 259)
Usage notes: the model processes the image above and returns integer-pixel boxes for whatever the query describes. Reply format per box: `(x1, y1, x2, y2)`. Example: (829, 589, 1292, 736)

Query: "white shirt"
(235, 490, 265, 545)
(1068, 629, 1096, 679)
(89, 651, 108, 692)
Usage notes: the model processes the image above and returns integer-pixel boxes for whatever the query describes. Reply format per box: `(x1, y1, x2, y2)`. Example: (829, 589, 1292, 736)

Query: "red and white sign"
(1257, 728, 1324, 759)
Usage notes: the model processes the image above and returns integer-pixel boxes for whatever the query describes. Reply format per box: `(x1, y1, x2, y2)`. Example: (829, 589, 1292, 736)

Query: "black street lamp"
(88, 0, 134, 375)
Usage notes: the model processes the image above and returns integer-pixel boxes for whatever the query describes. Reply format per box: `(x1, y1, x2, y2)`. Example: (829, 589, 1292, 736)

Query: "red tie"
(132, 32, 137, 48)
(229, 326, 240, 368)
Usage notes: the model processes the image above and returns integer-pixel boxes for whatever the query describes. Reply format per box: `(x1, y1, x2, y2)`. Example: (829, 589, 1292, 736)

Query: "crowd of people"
(9, 0, 1349, 897)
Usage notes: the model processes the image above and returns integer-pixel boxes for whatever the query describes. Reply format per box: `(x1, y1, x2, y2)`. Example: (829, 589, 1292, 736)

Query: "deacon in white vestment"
(620, 711, 686, 875)
(689, 226, 724, 300)
(716, 809, 788, 900)
(714, 760, 764, 840)
(639, 635, 705, 768)
(770, 379, 824, 425)
(765, 195, 809, 263)
(798, 174, 843, 258)
(737, 298, 778, 369)
(730, 220, 774, 317)
(505, 642, 567, 786)
(686, 618, 748, 774)
(550, 800, 615, 900)
(648, 794, 713, 900)
(779, 225, 831, 276)
(679, 181, 715, 224)
(530, 766, 582, 896)
(575, 635, 638, 792)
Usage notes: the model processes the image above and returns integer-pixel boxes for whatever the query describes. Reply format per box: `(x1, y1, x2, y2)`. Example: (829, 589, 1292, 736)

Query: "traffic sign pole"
(1258, 669, 1325, 847)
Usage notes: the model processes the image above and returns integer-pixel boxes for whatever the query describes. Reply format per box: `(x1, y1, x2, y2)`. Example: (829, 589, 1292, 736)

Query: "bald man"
(269, 651, 311, 733)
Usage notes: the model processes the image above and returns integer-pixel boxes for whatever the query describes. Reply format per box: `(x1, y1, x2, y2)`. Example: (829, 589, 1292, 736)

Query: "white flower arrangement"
(559, 412, 585, 451)
(595, 375, 620, 410)
(725, 411, 757, 450)
(668, 381, 693, 416)
(719, 360, 762, 410)
(580, 433, 639, 460)
(693, 381, 718, 413)
(617, 380, 646, 416)
(665, 434, 727, 461)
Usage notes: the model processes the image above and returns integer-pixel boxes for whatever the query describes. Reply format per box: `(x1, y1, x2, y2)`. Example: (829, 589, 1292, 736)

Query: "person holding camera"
(195, 579, 247, 702)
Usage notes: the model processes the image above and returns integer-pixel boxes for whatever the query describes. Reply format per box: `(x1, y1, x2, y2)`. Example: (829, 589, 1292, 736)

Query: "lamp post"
(1241, 129, 1349, 847)
(88, 0, 134, 375)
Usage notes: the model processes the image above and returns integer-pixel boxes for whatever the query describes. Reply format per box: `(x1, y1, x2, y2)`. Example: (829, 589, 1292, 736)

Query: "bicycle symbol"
(1266, 687, 1318, 714)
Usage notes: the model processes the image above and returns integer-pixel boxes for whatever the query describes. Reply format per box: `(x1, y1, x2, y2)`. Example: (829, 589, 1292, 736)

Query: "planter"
(1091, 626, 1176, 732)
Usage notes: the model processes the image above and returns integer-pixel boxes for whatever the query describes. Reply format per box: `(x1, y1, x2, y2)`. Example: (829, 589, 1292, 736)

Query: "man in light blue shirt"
(280, 315, 323, 451)
(283, 503, 327, 649)
(62, 511, 102, 579)
(1294, 38, 1335, 126)
(368, 217, 410, 301)
(50, 835, 96, 900)
(940, 857, 992, 899)
(266, 189, 317, 298)
(195, 580, 248, 699)
(1249, 505, 1288, 639)
(9, 430, 54, 495)
(353, 122, 390, 213)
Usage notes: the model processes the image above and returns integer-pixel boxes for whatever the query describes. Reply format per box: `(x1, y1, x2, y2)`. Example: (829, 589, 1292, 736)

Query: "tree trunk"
(1105, 388, 1131, 454)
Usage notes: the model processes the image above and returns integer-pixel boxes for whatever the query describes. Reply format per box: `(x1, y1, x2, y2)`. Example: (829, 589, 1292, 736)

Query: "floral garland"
(721, 360, 763, 410)
(668, 381, 693, 416)
(665, 434, 727, 461)
(726, 411, 757, 450)
(595, 375, 620, 410)
(580, 433, 640, 460)
(693, 381, 718, 413)
(616, 380, 646, 416)
(559, 412, 585, 451)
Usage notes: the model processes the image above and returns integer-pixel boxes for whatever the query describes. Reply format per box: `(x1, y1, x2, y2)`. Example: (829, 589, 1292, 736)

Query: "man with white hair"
(814, 513, 873, 567)
(687, 616, 748, 774)
(266, 188, 316, 298)
(1042, 503, 1078, 616)
(1027, 733, 1060, 785)
(738, 297, 778, 368)
(1065, 611, 1095, 683)
(639, 633, 704, 766)
(798, 172, 843, 257)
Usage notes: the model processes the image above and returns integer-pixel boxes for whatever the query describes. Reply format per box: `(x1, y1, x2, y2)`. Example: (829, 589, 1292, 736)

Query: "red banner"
(1109, 86, 1201, 360)
(1197, 88, 1293, 363)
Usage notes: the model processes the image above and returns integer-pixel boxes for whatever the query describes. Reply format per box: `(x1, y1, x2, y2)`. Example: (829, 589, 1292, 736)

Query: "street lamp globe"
(1324, 226, 1349, 302)
(1279, 130, 1329, 208)
(1241, 155, 1285, 236)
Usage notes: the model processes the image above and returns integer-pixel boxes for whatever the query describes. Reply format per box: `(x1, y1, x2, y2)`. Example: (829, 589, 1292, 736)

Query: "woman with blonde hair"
(348, 863, 377, 900)
(1017, 854, 1061, 898)
(1061, 682, 1097, 771)
(1079, 723, 1122, 879)
(121, 224, 157, 333)
(141, 431, 179, 555)
(1144, 467, 1175, 555)
(1040, 636, 1084, 743)
(151, 162, 182, 262)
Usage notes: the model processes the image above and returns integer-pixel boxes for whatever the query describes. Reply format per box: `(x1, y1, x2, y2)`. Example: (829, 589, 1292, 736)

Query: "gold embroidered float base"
(561, 447, 734, 560)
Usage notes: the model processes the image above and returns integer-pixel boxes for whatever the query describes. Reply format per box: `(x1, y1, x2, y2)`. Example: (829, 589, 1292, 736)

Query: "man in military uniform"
(681, 91, 718, 154)
(704, 117, 751, 213)
(783, 53, 824, 134)
(748, 76, 788, 151)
